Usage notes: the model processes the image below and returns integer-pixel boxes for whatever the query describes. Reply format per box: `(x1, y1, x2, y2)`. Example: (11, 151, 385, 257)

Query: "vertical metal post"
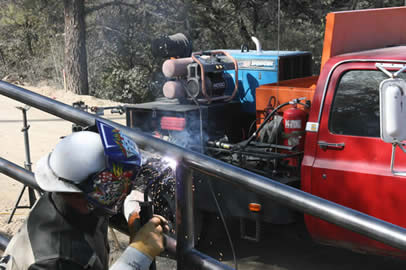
(20, 107, 32, 171)
(176, 163, 195, 270)
(8, 106, 37, 223)
(19, 106, 36, 206)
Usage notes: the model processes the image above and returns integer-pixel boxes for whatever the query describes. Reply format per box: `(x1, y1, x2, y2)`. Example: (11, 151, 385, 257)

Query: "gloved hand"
(129, 214, 169, 259)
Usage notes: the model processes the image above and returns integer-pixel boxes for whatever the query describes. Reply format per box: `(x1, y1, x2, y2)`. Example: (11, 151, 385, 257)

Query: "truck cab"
(302, 46, 406, 256)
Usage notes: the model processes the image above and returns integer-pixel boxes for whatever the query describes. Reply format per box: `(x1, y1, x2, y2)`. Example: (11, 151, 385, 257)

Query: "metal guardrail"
(1, 81, 406, 269)
(0, 157, 39, 191)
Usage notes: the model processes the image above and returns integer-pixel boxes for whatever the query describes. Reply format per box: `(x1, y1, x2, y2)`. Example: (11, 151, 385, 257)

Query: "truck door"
(308, 62, 406, 256)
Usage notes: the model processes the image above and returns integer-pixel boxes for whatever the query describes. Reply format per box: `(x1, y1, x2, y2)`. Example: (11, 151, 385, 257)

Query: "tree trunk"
(351, 0, 359, 10)
(63, 0, 88, 95)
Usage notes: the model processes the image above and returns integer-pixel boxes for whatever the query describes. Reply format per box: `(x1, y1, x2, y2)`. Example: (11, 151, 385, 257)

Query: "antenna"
(277, 0, 280, 54)
(275, 0, 281, 152)
(276, 0, 281, 106)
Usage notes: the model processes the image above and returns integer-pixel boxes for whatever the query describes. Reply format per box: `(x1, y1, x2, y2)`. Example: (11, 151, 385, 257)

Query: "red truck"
(126, 7, 406, 258)
(300, 7, 406, 257)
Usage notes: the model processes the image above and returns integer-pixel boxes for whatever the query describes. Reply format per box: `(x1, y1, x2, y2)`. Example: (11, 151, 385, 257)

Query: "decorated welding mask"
(79, 120, 142, 215)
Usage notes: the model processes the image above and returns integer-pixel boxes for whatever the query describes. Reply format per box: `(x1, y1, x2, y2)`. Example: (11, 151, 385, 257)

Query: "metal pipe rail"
(0, 157, 41, 191)
(2, 81, 406, 267)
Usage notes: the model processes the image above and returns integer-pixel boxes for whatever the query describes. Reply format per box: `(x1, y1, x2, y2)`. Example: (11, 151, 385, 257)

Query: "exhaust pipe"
(251, 36, 262, 54)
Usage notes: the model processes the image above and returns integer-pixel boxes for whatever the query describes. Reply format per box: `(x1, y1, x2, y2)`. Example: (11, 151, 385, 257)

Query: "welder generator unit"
(125, 35, 313, 241)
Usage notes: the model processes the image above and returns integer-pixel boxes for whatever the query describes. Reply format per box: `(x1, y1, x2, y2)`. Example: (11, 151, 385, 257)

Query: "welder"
(0, 120, 168, 270)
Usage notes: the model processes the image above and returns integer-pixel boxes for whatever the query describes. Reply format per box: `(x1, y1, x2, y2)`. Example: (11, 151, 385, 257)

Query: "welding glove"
(129, 214, 169, 259)
(124, 189, 144, 221)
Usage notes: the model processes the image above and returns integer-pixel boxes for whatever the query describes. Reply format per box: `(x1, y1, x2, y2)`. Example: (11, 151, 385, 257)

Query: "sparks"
(162, 156, 177, 170)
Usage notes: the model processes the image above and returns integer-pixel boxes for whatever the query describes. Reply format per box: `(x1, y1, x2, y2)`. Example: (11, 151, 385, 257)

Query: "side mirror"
(380, 78, 406, 143)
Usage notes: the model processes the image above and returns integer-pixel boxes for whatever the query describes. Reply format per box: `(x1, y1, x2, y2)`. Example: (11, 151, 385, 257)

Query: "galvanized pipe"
(176, 164, 196, 269)
(17, 106, 37, 207)
(164, 234, 177, 256)
(18, 106, 32, 171)
(0, 157, 41, 191)
(183, 249, 235, 270)
(0, 81, 94, 127)
(2, 81, 406, 252)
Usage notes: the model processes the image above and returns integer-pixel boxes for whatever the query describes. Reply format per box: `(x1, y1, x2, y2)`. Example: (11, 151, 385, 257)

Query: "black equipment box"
(125, 99, 243, 149)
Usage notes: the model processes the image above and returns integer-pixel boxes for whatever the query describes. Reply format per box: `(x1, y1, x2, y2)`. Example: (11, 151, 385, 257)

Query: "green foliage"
(0, 0, 64, 85)
(0, 0, 405, 99)
(86, 0, 186, 102)
(98, 67, 157, 103)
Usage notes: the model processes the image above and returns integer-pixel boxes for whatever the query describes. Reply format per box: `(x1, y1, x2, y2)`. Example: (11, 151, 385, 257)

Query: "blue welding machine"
(224, 49, 312, 114)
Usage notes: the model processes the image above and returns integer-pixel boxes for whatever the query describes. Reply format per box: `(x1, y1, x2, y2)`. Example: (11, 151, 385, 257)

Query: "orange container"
(255, 76, 318, 127)
(321, 7, 406, 70)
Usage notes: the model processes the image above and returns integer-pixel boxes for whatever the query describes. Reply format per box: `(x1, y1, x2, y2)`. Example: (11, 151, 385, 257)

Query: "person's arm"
(110, 215, 168, 270)
(109, 246, 152, 270)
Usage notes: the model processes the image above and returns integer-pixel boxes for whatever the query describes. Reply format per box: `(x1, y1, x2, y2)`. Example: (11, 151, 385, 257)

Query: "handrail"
(2, 81, 406, 269)
(0, 157, 41, 191)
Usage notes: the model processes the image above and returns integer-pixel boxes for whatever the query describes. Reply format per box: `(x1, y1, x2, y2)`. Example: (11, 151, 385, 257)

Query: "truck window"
(329, 70, 406, 137)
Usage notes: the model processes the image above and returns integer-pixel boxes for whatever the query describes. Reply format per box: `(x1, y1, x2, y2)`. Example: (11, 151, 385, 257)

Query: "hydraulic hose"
(241, 97, 308, 149)
(241, 101, 291, 149)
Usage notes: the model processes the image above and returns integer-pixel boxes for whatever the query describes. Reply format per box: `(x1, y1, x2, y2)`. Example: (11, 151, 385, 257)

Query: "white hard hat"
(35, 131, 106, 193)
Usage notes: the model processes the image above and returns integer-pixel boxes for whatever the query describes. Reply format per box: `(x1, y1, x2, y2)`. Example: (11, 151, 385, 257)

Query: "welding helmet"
(35, 120, 142, 215)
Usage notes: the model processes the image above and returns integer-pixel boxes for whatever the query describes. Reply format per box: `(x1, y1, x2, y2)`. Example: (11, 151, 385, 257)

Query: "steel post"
(176, 163, 195, 269)
(164, 234, 177, 256)
(17, 106, 37, 206)
(18, 107, 32, 171)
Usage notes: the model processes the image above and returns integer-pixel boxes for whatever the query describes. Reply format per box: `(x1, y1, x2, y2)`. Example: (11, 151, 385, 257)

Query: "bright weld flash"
(163, 156, 177, 170)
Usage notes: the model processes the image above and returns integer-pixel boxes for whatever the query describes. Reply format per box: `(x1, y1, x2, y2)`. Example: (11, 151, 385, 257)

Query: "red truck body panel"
(302, 48, 406, 256)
